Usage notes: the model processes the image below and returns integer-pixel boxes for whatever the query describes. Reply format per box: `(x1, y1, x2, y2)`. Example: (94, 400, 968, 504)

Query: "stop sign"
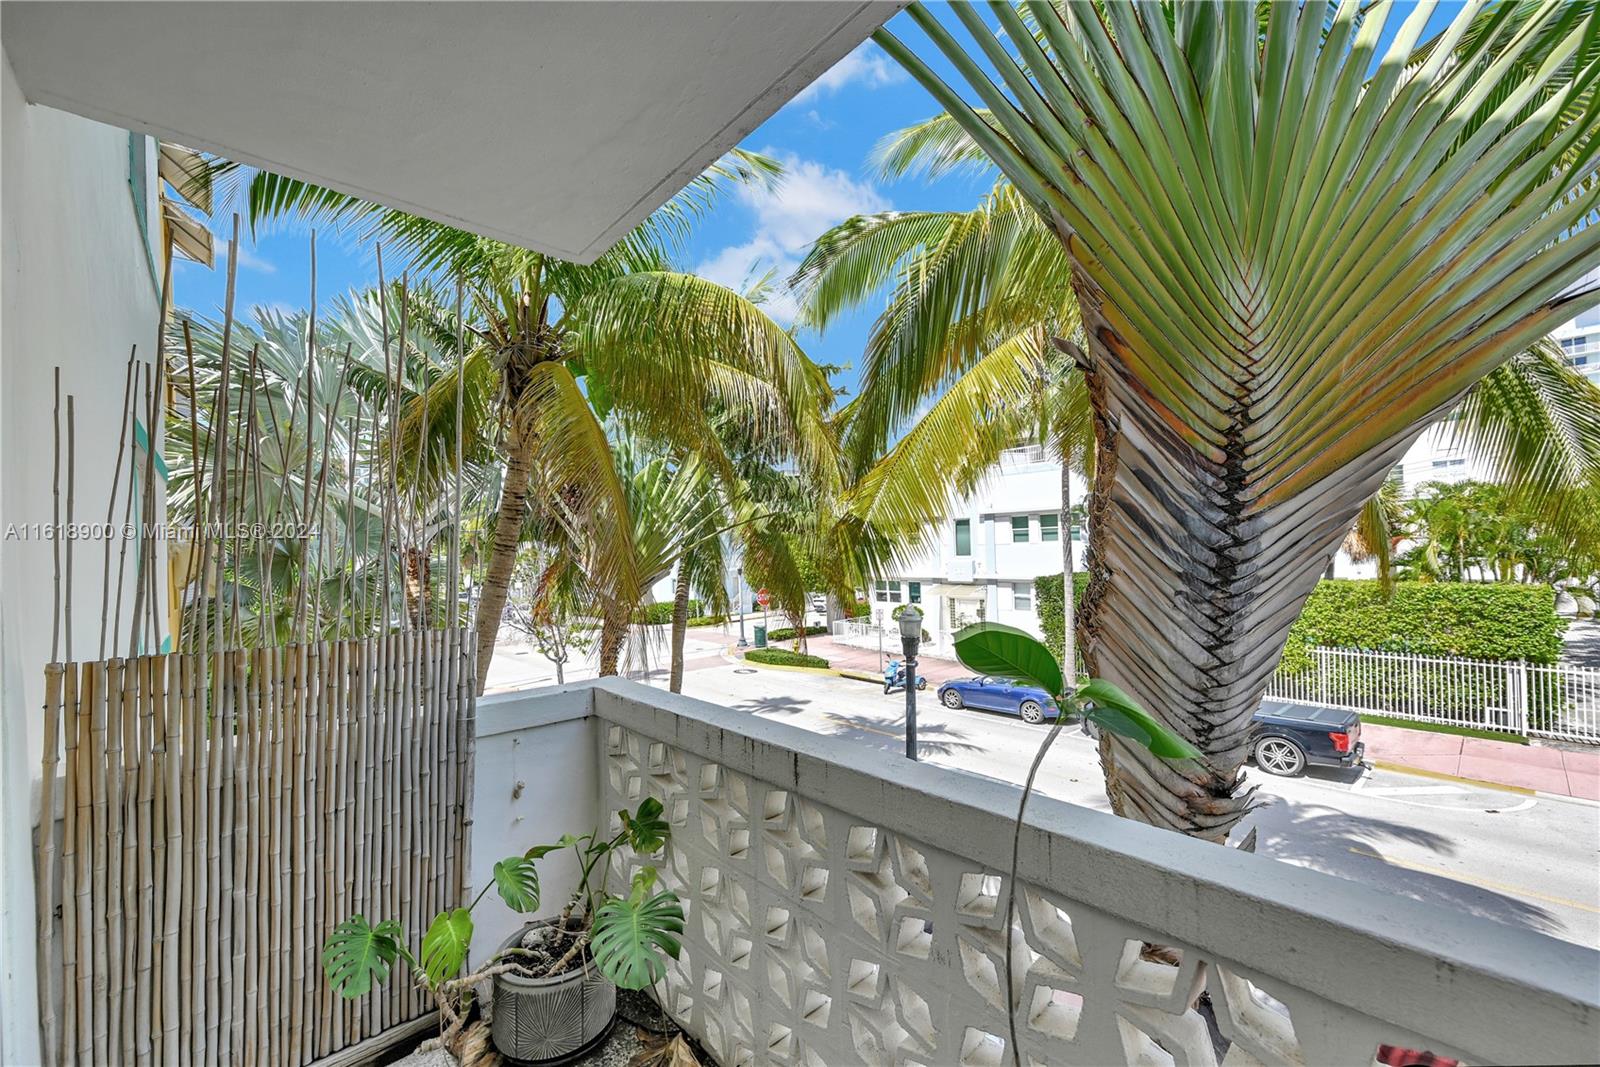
(756, 588, 771, 607)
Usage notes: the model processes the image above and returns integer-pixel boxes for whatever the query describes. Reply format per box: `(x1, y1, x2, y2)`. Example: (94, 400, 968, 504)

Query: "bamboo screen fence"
(36, 630, 476, 1066)
(33, 223, 483, 1064)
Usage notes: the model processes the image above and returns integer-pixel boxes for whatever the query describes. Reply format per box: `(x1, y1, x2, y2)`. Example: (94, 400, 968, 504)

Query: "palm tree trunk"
(598, 613, 626, 678)
(669, 560, 691, 693)
(1072, 280, 1433, 843)
(472, 417, 534, 693)
(403, 545, 432, 629)
(1059, 457, 1075, 679)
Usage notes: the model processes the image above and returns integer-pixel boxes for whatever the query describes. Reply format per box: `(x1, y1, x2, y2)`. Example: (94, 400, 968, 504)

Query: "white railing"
(572, 678, 1599, 1066)
(1267, 645, 1600, 744)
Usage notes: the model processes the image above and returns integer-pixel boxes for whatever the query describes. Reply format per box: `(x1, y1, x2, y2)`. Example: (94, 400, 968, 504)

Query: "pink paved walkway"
(1359, 723, 1599, 800)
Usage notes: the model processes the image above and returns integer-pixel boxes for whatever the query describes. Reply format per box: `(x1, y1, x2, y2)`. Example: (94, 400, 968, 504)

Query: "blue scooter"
(883, 658, 928, 694)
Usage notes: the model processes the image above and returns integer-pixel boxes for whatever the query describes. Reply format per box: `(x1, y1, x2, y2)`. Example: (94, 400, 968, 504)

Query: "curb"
(1370, 759, 1536, 796)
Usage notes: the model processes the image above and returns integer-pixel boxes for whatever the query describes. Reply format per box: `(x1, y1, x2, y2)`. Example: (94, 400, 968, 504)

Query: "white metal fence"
(1266, 645, 1600, 744)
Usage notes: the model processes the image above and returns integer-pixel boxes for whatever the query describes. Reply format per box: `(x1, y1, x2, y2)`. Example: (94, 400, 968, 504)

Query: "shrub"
(685, 614, 726, 627)
(1033, 573, 1091, 661)
(635, 600, 701, 625)
(767, 624, 827, 642)
(842, 598, 871, 619)
(745, 648, 829, 669)
(1284, 580, 1565, 664)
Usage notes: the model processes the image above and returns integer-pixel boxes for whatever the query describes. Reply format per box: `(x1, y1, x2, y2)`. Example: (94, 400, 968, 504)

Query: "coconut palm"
(237, 153, 842, 690)
(867, 0, 1600, 841)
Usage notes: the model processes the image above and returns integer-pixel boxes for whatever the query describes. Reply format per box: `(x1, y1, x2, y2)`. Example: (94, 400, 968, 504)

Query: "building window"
(875, 580, 889, 603)
(1011, 515, 1030, 542)
(1012, 582, 1033, 610)
(1039, 513, 1060, 542)
(954, 519, 972, 557)
(1432, 457, 1466, 470)
(908, 582, 922, 604)
(889, 582, 903, 604)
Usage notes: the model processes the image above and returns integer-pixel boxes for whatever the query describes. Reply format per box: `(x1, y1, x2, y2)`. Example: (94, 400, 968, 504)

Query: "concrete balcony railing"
(470, 679, 1600, 1066)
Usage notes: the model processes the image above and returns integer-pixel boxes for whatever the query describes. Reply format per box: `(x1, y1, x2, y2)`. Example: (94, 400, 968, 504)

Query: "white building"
(868, 445, 1087, 649)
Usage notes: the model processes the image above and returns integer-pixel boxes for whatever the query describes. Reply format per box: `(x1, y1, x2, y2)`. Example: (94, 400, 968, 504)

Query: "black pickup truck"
(1251, 700, 1366, 776)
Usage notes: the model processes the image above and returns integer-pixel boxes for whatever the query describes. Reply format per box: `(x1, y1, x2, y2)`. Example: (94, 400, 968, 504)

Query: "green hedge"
(1034, 573, 1091, 662)
(1283, 580, 1565, 665)
(635, 600, 702, 625)
(1035, 575, 1564, 667)
(745, 648, 829, 669)
(685, 614, 727, 627)
(768, 625, 827, 642)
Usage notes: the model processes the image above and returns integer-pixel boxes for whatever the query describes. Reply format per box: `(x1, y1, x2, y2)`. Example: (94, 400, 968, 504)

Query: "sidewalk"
(1359, 723, 1599, 801)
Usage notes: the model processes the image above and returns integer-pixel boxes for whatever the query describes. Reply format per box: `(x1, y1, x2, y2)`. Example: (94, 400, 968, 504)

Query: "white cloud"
(213, 240, 278, 274)
(694, 151, 890, 325)
(791, 43, 906, 105)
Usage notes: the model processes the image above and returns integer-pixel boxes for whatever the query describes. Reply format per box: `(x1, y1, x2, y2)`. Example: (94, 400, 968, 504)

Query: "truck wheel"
(1019, 700, 1045, 724)
(1254, 736, 1306, 777)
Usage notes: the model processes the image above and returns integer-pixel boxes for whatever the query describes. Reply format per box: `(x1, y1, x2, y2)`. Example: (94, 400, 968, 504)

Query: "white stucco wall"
(2, 48, 164, 1063)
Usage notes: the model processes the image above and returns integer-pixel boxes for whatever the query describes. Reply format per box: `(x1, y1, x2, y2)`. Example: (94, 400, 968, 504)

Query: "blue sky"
(172, 3, 1478, 401)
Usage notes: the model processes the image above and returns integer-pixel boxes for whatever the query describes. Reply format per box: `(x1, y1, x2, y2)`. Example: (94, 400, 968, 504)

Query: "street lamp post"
(736, 566, 748, 647)
(899, 606, 922, 761)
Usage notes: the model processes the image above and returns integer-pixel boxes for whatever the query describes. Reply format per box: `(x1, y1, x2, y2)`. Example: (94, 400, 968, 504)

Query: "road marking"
(1359, 784, 1467, 797)
(1489, 797, 1538, 813)
(1347, 847, 1600, 914)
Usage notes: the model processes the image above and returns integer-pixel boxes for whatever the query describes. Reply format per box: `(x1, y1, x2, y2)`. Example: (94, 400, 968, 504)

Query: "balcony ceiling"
(2, 1, 902, 262)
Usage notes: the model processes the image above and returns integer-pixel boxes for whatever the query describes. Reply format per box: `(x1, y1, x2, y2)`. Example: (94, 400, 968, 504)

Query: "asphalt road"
(650, 655, 1600, 951)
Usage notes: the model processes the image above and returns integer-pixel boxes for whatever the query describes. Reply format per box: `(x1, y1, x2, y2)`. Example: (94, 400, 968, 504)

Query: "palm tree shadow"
(1247, 798, 1563, 937)
(820, 712, 984, 757)
(735, 694, 813, 717)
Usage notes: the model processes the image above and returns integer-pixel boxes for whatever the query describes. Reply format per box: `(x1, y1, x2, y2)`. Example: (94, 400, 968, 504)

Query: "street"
(487, 631, 1600, 950)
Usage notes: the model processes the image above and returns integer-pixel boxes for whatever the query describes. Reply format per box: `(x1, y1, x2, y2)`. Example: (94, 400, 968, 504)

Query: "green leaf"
(493, 856, 541, 914)
(525, 843, 564, 860)
(420, 908, 473, 986)
(322, 915, 403, 999)
(620, 797, 670, 854)
(953, 623, 1065, 699)
(591, 885, 685, 990)
(1077, 679, 1200, 761)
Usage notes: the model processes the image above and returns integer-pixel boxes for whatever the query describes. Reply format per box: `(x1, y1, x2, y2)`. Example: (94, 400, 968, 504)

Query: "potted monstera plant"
(320, 798, 683, 1065)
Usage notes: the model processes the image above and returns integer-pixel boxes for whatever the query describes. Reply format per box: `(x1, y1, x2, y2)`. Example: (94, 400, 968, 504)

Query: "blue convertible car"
(937, 675, 1060, 723)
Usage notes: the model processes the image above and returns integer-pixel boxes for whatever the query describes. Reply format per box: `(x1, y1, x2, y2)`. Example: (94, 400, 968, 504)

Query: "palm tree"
(234, 153, 842, 690)
(866, 0, 1600, 841)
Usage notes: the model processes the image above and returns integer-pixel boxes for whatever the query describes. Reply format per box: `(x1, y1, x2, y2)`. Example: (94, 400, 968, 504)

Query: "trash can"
(754, 625, 767, 648)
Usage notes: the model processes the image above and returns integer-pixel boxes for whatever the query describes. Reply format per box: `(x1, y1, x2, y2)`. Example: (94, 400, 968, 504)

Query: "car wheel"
(1019, 700, 1045, 724)
(917, 678, 927, 691)
(1254, 736, 1307, 777)
(942, 689, 964, 709)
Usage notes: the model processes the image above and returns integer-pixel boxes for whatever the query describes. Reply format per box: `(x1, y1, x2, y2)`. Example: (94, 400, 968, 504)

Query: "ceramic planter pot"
(491, 921, 616, 1066)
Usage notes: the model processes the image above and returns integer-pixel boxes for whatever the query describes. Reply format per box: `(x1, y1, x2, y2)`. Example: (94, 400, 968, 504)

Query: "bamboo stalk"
(52, 368, 63, 664)
(268, 644, 287, 1056)
(296, 233, 319, 639)
(140, 356, 165, 656)
(308, 347, 353, 640)
(229, 651, 249, 1058)
(160, 653, 182, 1064)
(376, 246, 393, 641)
(38, 662, 65, 1067)
(179, 652, 198, 1060)
(65, 396, 76, 663)
(149, 652, 172, 1067)
(391, 275, 409, 634)
(133, 655, 155, 1067)
(213, 648, 237, 1064)
(118, 657, 141, 1061)
(103, 657, 126, 1064)
(315, 642, 336, 1057)
(99, 352, 138, 661)
(350, 636, 373, 1042)
(87, 661, 109, 1057)
(71, 662, 93, 1066)
(286, 641, 306, 1063)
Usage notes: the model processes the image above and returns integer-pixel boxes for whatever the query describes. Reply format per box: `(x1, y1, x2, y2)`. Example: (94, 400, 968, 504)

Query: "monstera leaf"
(954, 622, 1065, 699)
(322, 915, 404, 999)
(1078, 679, 1200, 761)
(591, 869, 685, 990)
(619, 797, 670, 854)
(420, 908, 473, 986)
(493, 855, 541, 913)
